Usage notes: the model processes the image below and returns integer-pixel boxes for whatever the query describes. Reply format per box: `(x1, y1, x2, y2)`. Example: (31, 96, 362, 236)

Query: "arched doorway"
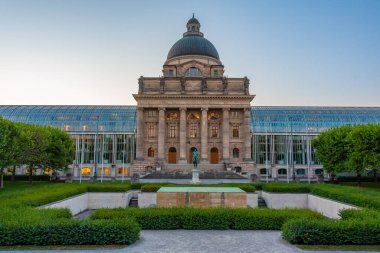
(188, 147, 197, 164)
(210, 147, 219, 164)
(168, 147, 177, 164)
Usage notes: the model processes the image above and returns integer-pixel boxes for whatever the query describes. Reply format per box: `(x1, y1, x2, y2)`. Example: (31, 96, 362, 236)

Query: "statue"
(180, 77, 186, 94)
(192, 148, 199, 168)
(244, 76, 250, 95)
(138, 76, 144, 93)
(223, 77, 228, 94)
(160, 78, 165, 94)
(202, 78, 207, 94)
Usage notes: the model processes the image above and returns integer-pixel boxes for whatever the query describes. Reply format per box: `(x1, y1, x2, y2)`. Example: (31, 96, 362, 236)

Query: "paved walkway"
(2, 230, 377, 253)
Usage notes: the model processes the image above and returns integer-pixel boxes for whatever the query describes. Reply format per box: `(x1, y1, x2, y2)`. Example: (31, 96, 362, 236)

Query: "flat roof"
(157, 187, 245, 193)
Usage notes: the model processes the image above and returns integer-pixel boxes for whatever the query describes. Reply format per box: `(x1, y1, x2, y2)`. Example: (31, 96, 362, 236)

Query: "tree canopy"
(313, 124, 380, 184)
(0, 117, 74, 184)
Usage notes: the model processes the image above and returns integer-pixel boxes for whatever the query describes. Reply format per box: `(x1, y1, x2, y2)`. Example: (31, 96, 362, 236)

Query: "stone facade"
(132, 17, 254, 174)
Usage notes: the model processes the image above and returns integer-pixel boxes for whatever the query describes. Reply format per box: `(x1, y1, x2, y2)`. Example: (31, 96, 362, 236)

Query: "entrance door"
(210, 147, 219, 164)
(188, 147, 197, 163)
(168, 147, 177, 164)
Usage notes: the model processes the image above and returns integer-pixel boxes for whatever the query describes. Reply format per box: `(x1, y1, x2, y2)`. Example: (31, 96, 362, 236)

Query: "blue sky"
(0, 0, 379, 106)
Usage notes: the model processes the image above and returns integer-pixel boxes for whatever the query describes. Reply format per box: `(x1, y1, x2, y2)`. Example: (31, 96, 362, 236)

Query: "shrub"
(3, 175, 51, 181)
(282, 218, 380, 245)
(87, 183, 131, 192)
(140, 184, 167, 192)
(339, 208, 380, 220)
(310, 184, 380, 210)
(238, 185, 256, 192)
(0, 218, 140, 246)
(90, 208, 323, 230)
(262, 183, 310, 193)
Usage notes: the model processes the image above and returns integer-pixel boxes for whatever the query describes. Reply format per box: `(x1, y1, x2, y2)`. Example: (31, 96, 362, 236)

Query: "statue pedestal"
(190, 167, 200, 184)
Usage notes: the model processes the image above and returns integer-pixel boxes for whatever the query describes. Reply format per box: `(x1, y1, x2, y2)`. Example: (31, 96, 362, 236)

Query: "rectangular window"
(232, 126, 239, 138)
(147, 125, 156, 138)
(231, 111, 239, 118)
(168, 69, 174, 76)
(189, 124, 198, 138)
(213, 70, 218, 77)
(169, 125, 177, 138)
(148, 110, 157, 117)
(211, 126, 218, 138)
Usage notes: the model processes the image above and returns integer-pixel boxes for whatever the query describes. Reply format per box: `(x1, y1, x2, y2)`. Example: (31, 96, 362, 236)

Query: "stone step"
(164, 163, 225, 172)
(258, 197, 267, 208)
(129, 197, 139, 208)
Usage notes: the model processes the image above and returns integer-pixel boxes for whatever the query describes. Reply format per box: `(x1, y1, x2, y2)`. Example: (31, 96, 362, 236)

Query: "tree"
(45, 127, 74, 176)
(0, 117, 19, 188)
(347, 124, 380, 184)
(18, 124, 49, 183)
(312, 125, 353, 182)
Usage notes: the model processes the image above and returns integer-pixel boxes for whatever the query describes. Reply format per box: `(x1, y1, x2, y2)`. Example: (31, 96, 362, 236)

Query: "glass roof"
(251, 106, 380, 134)
(0, 105, 136, 133)
(0, 105, 379, 134)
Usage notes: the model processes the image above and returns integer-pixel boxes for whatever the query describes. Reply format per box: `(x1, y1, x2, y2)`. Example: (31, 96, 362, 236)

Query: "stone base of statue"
(190, 166, 200, 184)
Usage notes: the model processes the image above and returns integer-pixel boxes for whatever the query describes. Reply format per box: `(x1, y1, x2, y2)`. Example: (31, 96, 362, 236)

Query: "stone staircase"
(129, 197, 139, 207)
(258, 197, 267, 208)
(164, 163, 225, 172)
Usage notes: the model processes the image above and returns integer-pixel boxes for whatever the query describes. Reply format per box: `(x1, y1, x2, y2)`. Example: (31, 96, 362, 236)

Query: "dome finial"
(185, 14, 202, 37)
(193, 13, 194, 18)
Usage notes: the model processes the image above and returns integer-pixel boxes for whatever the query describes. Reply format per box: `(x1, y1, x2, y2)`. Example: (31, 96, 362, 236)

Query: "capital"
(179, 107, 187, 112)
(158, 107, 166, 112)
(201, 107, 208, 111)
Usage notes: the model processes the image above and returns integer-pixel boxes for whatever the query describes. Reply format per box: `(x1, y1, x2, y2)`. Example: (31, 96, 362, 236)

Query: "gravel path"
(2, 230, 377, 253)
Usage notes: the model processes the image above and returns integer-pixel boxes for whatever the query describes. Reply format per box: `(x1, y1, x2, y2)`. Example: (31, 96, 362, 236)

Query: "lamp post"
(94, 116, 99, 181)
(100, 126, 104, 183)
(122, 150, 125, 183)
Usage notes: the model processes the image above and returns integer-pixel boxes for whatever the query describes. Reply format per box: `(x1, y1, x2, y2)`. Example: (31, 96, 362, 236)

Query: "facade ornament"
(160, 77, 165, 94)
(223, 77, 228, 94)
(138, 76, 144, 93)
(180, 77, 186, 94)
(244, 76, 250, 95)
(202, 78, 207, 94)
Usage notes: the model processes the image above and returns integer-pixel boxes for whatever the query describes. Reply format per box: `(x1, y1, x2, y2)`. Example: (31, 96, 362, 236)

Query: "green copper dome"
(167, 15, 220, 60)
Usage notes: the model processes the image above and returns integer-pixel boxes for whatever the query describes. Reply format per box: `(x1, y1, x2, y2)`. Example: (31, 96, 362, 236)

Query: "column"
(179, 107, 187, 163)
(201, 108, 208, 162)
(244, 108, 252, 161)
(157, 107, 166, 161)
(135, 108, 144, 160)
(222, 108, 230, 162)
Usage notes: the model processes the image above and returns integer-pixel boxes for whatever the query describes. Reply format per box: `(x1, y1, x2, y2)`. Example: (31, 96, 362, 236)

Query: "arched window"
(185, 67, 202, 77)
(296, 169, 306, 175)
(315, 169, 323, 175)
(233, 148, 239, 158)
(278, 168, 287, 175)
(148, 147, 154, 157)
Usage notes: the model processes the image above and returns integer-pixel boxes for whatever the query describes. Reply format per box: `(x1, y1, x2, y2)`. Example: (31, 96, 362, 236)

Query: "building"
(1, 16, 380, 181)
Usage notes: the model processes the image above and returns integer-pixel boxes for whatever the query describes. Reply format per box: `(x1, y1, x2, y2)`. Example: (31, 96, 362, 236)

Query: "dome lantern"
(167, 15, 220, 61)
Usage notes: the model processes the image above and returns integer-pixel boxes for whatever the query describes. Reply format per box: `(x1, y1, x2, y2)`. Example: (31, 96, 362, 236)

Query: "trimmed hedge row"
(261, 183, 310, 193)
(0, 182, 143, 246)
(282, 218, 380, 245)
(90, 208, 324, 230)
(0, 218, 140, 246)
(3, 175, 51, 181)
(140, 183, 256, 193)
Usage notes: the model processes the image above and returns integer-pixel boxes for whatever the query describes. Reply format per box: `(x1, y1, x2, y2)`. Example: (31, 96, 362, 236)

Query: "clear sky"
(0, 0, 379, 106)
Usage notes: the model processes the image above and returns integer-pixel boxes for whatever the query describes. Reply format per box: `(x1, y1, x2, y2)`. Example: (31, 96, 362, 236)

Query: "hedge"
(140, 183, 256, 193)
(0, 218, 140, 246)
(261, 183, 310, 193)
(282, 218, 380, 245)
(0, 182, 143, 246)
(3, 175, 51, 181)
(90, 208, 324, 230)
